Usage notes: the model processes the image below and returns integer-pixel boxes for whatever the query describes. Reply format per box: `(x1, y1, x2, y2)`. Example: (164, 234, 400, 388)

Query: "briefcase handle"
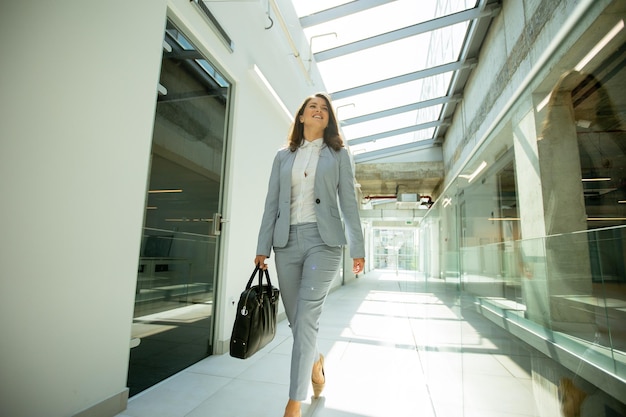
(245, 265, 275, 295)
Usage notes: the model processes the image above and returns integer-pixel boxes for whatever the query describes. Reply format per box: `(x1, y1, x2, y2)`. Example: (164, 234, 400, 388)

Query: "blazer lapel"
(314, 145, 336, 191)
(280, 150, 297, 201)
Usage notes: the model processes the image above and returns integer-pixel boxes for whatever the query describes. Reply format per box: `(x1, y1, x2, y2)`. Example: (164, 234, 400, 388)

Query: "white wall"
(0, 1, 167, 416)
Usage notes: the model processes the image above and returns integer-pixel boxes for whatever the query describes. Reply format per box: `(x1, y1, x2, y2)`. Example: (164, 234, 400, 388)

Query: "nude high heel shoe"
(283, 399, 301, 417)
(312, 354, 325, 398)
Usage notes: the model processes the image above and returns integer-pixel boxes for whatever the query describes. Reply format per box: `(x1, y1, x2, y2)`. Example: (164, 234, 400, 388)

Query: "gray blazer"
(256, 144, 365, 259)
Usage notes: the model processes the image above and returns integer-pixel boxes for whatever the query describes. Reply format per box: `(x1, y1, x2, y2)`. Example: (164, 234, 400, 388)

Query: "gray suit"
(256, 145, 365, 258)
(256, 144, 365, 401)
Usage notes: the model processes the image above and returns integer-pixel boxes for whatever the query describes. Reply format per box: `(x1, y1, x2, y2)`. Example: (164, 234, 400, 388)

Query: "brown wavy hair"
(287, 92, 344, 152)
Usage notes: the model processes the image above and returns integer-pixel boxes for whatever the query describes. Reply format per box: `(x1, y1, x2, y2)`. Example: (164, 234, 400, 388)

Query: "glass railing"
(458, 226, 626, 387)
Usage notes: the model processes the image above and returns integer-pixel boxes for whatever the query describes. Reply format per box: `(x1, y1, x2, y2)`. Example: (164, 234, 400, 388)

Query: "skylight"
(290, 0, 497, 160)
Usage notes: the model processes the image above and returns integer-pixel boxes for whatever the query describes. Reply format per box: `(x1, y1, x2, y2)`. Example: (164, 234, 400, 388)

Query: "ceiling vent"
(397, 193, 418, 202)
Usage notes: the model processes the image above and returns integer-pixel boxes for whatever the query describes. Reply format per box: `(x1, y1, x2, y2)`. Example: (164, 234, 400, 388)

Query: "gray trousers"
(274, 222, 342, 401)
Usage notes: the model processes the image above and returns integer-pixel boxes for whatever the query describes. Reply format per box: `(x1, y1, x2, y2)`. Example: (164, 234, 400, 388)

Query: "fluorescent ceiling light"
(251, 64, 292, 120)
(575, 20, 624, 71)
(148, 189, 183, 193)
(581, 178, 611, 182)
(459, 161, 487, 183)
(165, 218, 211, 222)
(539, 20, 624, 112)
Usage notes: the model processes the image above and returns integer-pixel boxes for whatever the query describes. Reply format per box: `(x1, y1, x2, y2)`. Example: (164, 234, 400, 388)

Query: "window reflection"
(421, 3, 626, 411)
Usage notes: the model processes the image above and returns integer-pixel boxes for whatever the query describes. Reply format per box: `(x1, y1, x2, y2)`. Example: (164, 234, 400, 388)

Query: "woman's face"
(299, 96, 330, 132)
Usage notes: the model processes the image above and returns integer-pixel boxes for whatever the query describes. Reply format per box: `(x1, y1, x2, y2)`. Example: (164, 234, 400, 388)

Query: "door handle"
(211, 212, 228, 236)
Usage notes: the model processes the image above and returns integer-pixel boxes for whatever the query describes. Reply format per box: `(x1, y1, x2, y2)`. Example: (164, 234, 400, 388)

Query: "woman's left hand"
(352, 258, 365, 274)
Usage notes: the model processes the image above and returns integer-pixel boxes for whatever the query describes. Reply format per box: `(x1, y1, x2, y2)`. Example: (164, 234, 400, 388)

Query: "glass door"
(128, 20, 231, 396)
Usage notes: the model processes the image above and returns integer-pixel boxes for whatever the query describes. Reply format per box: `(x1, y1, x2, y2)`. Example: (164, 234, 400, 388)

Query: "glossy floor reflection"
(116, 270, 539, 417)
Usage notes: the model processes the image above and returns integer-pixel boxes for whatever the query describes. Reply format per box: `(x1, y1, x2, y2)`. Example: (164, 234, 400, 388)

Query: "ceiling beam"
(314, 4, 500, 62)
(340, 94, 462, 126)
(353, 139, 440, 163)
(331, 59, 476, 100)
(299, 0, 395, 28)
(348, 119, 450, 146)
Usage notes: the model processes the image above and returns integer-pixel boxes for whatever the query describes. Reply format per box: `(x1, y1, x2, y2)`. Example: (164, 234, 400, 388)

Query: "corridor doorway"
(372, 227, 419, 272)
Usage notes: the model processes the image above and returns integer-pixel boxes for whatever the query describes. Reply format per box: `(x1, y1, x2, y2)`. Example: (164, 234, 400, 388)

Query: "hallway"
(117, 270, 539, 417)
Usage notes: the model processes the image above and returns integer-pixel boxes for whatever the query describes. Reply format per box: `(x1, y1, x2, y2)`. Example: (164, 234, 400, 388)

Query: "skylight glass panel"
(317, 22, 467, 93)
(302, 1, 439, 49)
(348, 129, 436, 155)
(316, 33, 436, 91)
(299, 0, 474, 49)
(332, 73, 453, 119)
(341, 105, 443, 139)
(290, 0, 482, 159)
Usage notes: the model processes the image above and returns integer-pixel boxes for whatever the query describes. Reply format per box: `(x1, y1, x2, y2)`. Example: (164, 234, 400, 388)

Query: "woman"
(254, 92, 365, 417)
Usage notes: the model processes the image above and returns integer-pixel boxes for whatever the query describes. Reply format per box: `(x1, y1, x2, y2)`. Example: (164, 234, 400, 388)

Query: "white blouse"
(290, 138, 323, 224)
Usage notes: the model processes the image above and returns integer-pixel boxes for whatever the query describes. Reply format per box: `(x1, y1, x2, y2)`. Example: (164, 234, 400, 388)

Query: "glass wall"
(127, 20, 231, 396)
(421, 0, 626, 412)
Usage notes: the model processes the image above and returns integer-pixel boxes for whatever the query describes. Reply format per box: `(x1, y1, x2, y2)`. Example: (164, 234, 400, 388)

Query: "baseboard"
(72, 389, 129, 417)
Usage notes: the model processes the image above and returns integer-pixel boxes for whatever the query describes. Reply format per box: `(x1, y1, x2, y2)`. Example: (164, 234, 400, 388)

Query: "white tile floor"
(116, 270, 539, 417)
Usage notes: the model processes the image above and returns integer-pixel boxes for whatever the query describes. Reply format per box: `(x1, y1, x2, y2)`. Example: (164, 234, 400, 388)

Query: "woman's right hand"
(254, 255, 268, 270)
